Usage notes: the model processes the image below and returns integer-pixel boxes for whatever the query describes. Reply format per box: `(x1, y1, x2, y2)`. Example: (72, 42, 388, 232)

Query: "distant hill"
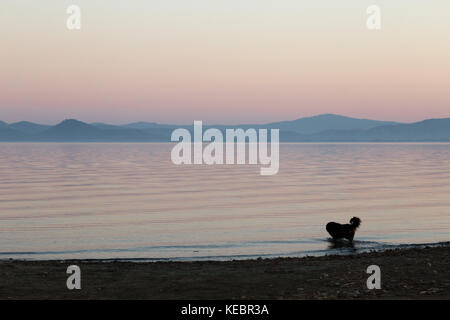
(122, 122, 164, 129)
(37, 119, 104, 141)
(265, 114, 400, 134)
(9, 121, 51, 134)
(33, 119, 172, 142)
(0, 115, 449, 142)
(301, 118, 450, 141)
(90, 122, 123, 129)
(0, 126, 28, 141)
(362, 118, 450, 141)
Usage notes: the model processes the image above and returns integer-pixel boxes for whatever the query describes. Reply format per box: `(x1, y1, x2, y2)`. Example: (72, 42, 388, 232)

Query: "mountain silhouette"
(362, 118, 450, 141)
(122, 122, 163, 129)
(0, 126, 28, 141)
(303, 118, 450, 141)
(37, 119, 103, 141)
(265, 114, 399, 134)
(0, 115, 449, 142)
(33, 119, 172, 142)
(9, 121, 51, 134)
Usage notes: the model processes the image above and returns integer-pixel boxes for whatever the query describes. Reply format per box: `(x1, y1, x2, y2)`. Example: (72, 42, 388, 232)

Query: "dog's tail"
(350, 217, 361, 229)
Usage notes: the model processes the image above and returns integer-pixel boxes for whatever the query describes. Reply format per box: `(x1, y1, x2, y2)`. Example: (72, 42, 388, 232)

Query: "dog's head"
(350, 217, 361, 229)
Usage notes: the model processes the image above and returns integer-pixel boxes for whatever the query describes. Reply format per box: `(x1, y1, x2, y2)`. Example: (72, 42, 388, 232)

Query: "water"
(0, 143, 449, 261)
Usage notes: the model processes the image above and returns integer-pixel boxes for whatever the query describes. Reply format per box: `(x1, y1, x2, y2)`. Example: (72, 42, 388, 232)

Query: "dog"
(326, 217, 361, 242)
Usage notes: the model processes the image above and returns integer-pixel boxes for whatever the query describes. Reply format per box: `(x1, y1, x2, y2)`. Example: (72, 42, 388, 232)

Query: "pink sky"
(1, 1, 449, 124)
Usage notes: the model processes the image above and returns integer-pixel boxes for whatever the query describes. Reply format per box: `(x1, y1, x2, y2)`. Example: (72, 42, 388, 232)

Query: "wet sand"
(0, 245, 448, 299)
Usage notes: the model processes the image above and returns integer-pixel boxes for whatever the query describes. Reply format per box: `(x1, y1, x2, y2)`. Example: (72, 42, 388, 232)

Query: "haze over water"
(0, 143, 449, 260)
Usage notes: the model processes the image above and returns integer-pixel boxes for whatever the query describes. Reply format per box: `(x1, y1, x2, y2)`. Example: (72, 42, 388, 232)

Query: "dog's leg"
(346, 232, 355, 243)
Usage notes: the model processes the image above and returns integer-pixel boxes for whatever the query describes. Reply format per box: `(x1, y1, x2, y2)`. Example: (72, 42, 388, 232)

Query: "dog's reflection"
(327, 238, 356, 250)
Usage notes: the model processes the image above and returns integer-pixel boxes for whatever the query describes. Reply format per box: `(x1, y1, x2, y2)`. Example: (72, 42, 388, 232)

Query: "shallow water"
(0, 143, 449, 260)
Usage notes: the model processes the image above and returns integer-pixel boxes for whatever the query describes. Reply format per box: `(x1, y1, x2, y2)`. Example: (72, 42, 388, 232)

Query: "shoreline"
(0, 244, 448, 299)
(1, 240, 449, 263)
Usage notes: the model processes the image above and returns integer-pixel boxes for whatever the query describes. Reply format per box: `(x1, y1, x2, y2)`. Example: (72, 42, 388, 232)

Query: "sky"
(1, 0, 449, 125)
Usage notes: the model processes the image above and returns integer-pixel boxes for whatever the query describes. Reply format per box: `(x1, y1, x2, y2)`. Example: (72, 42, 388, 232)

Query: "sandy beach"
(0, 245, 448, 300)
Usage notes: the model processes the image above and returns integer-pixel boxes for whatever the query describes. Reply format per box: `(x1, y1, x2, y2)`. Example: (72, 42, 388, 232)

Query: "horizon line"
(3, 113, 450, 127)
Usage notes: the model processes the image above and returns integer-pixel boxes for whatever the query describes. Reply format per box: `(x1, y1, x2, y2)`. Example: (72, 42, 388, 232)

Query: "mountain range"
(1, 114, 450, 142)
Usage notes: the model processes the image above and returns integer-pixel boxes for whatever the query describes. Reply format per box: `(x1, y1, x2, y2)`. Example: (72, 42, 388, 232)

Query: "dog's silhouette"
(326, 217, 361, 242)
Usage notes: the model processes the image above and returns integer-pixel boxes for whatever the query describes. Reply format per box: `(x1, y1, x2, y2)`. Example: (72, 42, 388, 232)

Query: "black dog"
(326, 217, 361, 242)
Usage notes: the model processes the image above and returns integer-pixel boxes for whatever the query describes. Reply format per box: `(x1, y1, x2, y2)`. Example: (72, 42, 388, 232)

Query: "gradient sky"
(1, 0, 449, 124)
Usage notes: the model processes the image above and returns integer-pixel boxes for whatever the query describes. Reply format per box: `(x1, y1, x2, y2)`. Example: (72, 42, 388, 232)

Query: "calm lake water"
(0, 143, 449, 260)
